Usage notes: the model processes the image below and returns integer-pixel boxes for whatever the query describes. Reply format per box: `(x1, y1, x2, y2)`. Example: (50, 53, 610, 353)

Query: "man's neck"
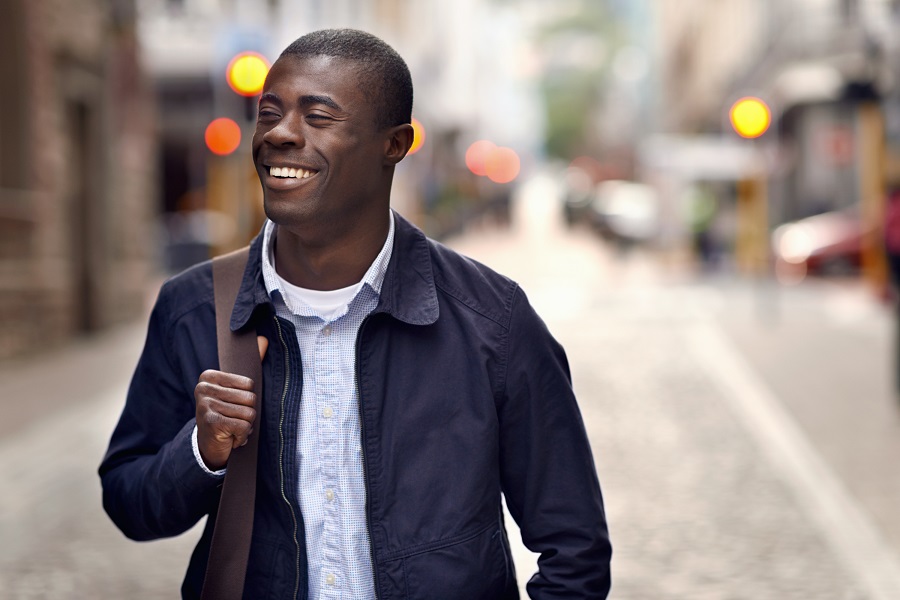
(273, 212, 391, 291)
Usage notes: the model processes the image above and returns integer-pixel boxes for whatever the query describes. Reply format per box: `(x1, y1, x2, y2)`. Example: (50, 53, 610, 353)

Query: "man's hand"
(194, 336, 268, 471)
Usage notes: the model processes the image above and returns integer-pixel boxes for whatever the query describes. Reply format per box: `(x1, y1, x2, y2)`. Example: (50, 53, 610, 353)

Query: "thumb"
(257, 335, 269, 361)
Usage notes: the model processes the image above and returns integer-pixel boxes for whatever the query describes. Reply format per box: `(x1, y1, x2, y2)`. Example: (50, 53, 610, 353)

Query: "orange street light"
(205, 118, 242, 155)
(729, 97, 771, 139)
(226, 51, 270, 97)
(408, 117, 426, 155)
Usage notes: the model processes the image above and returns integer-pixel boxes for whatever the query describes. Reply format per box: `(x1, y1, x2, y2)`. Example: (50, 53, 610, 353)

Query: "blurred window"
(0, 0, 29, 190)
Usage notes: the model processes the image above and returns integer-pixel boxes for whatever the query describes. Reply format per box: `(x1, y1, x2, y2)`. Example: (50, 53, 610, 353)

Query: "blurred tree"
(534, 1, 624, 159)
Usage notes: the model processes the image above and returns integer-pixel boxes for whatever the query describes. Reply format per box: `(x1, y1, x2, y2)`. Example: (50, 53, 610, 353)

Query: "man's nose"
(263, 114, 304, 146)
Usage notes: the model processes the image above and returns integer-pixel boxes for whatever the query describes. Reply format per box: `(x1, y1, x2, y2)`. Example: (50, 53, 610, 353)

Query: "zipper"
(274, 315, 302, 600)
(355, 315, 381, 599)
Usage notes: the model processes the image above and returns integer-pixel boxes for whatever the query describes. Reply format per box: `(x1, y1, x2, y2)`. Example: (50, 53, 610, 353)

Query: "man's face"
(252, 55, 389, 230)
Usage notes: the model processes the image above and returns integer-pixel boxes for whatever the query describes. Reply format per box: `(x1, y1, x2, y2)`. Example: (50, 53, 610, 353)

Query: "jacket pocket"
(389, 524, 515, 600)
(244, 535, 294, 599)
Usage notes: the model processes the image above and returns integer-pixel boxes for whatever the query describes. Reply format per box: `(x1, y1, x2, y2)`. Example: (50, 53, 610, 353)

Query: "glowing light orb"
(465, 140, 497, 176)
(205, 118, 242, 155)
(485, 147, 520, 184)
(408, 117, 426, 155)
(226, 52, 270, 97)
(729, 97, 771, 139)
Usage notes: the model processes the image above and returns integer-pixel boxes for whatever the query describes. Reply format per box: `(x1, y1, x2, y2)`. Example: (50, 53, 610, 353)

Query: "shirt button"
(325, 573, 336, 586)
(323, 406, 334, 419)
(322, 324, 333, 336)
(325, 488, 335, 502)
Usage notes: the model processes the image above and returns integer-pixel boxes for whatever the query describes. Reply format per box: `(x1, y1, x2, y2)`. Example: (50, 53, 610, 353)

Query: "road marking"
(690, 321, 900, 600)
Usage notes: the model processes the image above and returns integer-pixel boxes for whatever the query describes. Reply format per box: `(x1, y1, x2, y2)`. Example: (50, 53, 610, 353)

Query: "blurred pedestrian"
(884, 189, 900, 399)
(885, 189, 900, 291)
(98, 29, 611, 599)
(684, 184, 719, 272)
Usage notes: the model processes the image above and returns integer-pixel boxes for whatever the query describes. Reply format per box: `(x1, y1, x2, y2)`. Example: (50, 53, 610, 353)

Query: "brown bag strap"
(202, 246, 259, 600)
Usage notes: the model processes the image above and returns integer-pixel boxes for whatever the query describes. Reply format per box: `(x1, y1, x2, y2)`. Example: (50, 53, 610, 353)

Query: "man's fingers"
(203, 412, 253, 446)
(207, 398, 256, 423)
(198, 368, 254, 391)
(258, 335, 268, 361)
(195, 382, 256, 407)
(195, 336, 266, 467)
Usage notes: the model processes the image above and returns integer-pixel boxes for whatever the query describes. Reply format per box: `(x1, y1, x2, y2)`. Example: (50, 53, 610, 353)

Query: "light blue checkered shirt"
(261, 215, 393, 600)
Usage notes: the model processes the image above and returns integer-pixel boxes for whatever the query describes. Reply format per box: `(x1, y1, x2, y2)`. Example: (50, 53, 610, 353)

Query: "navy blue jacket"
(99, 212, 611, 599)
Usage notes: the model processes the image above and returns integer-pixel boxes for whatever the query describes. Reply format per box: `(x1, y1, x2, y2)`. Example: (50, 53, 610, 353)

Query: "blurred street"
(2, 174, 900, 598)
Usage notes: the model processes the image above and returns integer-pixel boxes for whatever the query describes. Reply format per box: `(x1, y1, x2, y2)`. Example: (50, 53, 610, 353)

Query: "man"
(100, 29, 611, 599)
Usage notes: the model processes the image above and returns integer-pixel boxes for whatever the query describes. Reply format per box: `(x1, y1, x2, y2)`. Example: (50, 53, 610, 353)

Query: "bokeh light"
(205, 118, 242, 155)
(729, 97, 771, 139)
(485, 147, 521, 184)
(465, 140, 497, 176)
(408, 117, 426, 155)
(226, 52, 270, 97)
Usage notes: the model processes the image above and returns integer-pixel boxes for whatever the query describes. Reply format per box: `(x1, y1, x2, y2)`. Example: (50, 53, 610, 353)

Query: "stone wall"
(0, 0, 156, 359)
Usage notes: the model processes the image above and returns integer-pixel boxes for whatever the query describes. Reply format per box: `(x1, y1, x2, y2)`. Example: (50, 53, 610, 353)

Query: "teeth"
(269, 166, 315, 179)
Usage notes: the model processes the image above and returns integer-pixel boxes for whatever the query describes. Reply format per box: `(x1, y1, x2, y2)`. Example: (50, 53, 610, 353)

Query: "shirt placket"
(317, 318, 343, 598)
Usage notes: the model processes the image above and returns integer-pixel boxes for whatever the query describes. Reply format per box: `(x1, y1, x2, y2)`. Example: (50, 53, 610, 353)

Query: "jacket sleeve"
(498, 285, 612, 598)
(98, 282, 222, 541)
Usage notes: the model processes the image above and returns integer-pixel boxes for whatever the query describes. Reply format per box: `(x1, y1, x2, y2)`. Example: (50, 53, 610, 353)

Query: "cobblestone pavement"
(452, 176, 899, 599)
(1, 174, 899, 598)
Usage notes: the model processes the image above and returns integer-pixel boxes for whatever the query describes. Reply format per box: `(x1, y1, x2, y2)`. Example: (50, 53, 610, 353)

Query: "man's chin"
(262, 197, 322, 229)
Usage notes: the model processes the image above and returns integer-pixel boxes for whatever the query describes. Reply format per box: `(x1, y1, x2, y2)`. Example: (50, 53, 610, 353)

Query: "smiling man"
(99, 29, 611, 599)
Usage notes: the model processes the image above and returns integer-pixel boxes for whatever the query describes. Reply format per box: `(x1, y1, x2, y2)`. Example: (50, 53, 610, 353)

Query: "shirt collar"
(260, 211, 395, 304)
(229, 210, 438, 332)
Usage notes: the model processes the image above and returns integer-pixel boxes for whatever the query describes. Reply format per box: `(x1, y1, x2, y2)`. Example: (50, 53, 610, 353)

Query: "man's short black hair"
(280, 29, 413, 130)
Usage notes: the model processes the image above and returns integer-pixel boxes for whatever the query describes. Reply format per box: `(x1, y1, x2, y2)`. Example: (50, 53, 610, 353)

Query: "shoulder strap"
(202, 246, 259, 600)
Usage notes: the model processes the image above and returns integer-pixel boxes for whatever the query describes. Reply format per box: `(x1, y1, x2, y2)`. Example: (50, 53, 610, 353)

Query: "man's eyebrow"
(259, 92, 281, 105)
(300, 95, 342, 111)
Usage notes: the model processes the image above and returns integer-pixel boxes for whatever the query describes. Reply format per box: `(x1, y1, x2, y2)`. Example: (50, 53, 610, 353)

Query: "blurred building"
(647, 0, 900, 279)
(0, 0, 156, 359)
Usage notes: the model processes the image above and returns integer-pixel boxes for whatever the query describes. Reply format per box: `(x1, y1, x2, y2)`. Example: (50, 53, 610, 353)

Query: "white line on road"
(689, 321, 900, 600)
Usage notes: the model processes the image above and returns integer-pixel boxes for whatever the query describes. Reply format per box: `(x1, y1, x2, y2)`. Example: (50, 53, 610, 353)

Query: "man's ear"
(383, 123, 415, 166)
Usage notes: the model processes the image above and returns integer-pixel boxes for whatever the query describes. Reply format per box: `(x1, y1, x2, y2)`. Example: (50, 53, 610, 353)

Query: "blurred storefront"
(648, 0, 899, 285)
(0, 0, 156, 359)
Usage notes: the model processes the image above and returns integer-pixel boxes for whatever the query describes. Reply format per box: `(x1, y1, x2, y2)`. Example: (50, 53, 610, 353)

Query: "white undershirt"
(275, 275, 363, 322)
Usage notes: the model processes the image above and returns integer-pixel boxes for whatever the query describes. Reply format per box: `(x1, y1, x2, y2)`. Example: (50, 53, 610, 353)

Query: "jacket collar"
(229, 225, 271, 332)
(229, 210, 439, 331)
(374, 210, 440, 325)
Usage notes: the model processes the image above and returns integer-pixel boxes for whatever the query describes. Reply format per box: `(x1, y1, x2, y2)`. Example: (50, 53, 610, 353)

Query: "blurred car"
(588, 180, 660, 243)
(771, 206, 870, 280)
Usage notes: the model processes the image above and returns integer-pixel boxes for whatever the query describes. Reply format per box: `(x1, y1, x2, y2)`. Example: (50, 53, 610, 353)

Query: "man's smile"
(262, 164, 320, 189)
(269, 166, 317, 179)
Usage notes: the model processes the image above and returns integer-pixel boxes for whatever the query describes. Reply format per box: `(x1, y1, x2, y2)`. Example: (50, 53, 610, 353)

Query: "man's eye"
(257, 110, 280, 120)
(306, 114, 333, 122)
